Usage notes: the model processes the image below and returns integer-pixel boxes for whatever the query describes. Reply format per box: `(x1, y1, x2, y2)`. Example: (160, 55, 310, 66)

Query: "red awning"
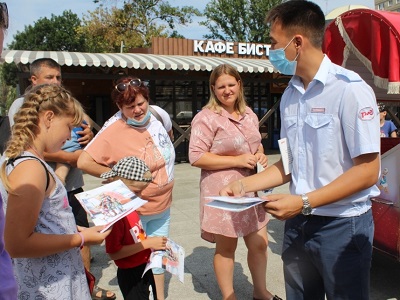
(323, 9, 400, 94)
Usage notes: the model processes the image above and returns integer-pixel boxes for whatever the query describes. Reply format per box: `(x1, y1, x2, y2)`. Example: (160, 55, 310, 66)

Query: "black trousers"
(117, 263, 157, 300)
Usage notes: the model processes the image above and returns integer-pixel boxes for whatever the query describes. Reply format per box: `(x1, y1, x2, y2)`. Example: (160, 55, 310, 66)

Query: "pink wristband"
(77, 232, 84, 249)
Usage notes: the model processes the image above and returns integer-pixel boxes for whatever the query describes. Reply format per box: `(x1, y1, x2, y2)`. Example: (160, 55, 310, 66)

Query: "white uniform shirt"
(281, 55, 380, 217)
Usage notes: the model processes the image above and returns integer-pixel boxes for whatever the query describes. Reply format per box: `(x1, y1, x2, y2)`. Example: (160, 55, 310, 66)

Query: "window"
(387, 0, 393, 6)
(377, 3, 385, 9)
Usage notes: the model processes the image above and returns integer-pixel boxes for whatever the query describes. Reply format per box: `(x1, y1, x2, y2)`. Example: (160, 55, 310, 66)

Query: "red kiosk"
(323, 9, 400, 260)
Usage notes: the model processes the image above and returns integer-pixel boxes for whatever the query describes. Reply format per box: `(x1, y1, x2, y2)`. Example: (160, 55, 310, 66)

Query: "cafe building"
(2, 37, 289, 159)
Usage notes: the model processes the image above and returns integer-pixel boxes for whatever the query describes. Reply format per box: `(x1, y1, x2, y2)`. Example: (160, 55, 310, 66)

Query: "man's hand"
(77, 122, 93, 146)
(219, 180, 246, 197)
(263, 194, 303, 220)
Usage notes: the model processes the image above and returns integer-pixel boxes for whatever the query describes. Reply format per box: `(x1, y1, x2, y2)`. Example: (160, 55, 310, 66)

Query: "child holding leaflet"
(100, 156, 168, 300)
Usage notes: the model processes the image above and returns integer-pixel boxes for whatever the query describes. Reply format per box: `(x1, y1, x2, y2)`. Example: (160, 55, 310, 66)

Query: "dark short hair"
(111, 77, 150, 108)
(378, 103, 386, 112)
(30, 58, 61, 77)
(265, 1, 325, 48)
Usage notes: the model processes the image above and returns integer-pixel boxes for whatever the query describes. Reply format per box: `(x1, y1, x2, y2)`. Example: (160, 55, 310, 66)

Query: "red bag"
(85, 267, 96, 294)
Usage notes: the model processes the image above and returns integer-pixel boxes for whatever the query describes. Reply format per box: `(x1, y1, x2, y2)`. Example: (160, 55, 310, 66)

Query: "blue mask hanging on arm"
(269, 37, 299, 75)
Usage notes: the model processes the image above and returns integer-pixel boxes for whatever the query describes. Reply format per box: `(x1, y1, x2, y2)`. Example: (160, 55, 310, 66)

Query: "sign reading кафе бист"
(193, 40, 272, 57)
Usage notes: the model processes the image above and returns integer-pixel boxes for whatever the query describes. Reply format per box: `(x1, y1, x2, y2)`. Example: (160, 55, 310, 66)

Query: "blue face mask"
(269, 37, 299, 75)
(126, 108, 151, 128)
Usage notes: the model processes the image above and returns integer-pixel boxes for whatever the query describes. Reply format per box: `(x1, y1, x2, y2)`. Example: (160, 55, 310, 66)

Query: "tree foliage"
(81, 0, 201, 52)
(0, 64, 17, 113)
(1, 1, 201, 95)
(1, 62, 18, 87)
(200, 0, 283, 43)
(8, 10, 86, 51)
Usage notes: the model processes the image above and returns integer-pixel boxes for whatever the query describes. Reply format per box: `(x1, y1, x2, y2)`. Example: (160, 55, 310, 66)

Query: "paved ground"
(84, 152, 400, 300)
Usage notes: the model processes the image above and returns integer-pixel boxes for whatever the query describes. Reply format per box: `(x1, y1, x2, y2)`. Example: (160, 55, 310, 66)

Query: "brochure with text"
(205, 196, 266, 212)
(74, 180, 147, 233)
(278, 137, 292, 175)
(143, 238, 185, 283)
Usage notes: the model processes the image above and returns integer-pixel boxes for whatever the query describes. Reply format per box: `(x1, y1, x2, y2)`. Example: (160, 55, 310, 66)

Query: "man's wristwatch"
(301, 194, 312, 215)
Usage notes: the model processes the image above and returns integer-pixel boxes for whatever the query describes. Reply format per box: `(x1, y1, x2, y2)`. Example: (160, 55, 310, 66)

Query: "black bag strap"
(7, 155, 50, 191)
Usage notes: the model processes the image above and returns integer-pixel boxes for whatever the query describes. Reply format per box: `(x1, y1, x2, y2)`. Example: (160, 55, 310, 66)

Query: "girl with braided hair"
(0, 3, 18, 299)
(0, 84, 110, 299)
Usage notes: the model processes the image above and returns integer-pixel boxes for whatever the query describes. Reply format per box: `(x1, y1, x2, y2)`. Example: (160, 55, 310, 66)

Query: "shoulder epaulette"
(336, 68, 362, 82)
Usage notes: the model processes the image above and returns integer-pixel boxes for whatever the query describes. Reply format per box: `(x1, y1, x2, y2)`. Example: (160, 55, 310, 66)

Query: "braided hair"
(1, 84, 84, 190)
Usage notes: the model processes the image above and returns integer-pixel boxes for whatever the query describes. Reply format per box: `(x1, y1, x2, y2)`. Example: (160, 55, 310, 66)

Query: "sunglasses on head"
(0, 3, 8, 29)
(115, 78, 149, 93)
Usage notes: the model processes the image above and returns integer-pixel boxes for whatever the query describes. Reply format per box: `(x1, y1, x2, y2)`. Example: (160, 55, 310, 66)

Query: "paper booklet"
(278, 137, 293, 175)
(143, 238, 185, 283)
(205, 196, 266, 212)
(74, 180, 147, 233)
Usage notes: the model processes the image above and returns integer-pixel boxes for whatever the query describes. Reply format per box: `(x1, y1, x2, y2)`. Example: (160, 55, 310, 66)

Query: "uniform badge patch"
(311, 108, 325, 113)
(358, 107, 375, 120)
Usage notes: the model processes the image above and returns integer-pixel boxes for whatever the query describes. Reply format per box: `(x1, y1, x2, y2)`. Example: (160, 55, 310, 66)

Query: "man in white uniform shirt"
(221, 1, 380, 300)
